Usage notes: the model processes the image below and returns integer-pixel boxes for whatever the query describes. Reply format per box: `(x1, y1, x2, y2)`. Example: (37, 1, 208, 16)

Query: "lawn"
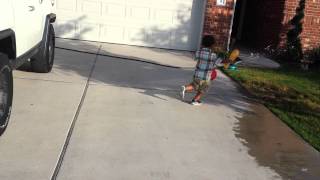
(222, 66, 320, 151)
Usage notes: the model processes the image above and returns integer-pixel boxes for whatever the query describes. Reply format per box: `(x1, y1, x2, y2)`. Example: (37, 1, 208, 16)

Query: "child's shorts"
(192, 78, 211, 93)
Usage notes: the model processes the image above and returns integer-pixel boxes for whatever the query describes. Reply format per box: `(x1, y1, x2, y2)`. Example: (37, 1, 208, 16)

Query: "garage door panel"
(102, 3, 126, 17)
(81, 1, 102, 15)
(175, 10, 192, 24)
(128, 6, 151, 20)
(154, 9, 174, 22)
(56, 0, 77, 11)
(152, 0, 182, 8)
(127, 28, 148, 45)
(174, 33, 190, 48)
(55, 20, 77, 39)
(100, 0, 125, 3)
(149, 31, 172, 48)
(100, 26, 124, 43)
(78, 23, 100, 41)
(126, 0, 152, 6)
(54, 0, 204, 51)
(176, 0, 194, 7)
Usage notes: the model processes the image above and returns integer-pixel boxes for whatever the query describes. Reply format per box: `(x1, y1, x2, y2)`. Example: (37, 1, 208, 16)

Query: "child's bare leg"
(181, 84, 194, 100)
(185, 84, 194, 92)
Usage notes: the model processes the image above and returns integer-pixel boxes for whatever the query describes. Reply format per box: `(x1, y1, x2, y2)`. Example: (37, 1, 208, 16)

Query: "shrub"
(305, 46, 320, 70)
(286, 0, 305, 62)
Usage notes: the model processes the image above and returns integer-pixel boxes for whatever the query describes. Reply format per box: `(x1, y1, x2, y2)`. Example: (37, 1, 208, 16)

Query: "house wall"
(279, 0, 320, 50)
(203, 0, 287, 50)
(203, 0, 320, 51)
(203, 0, 235, 50)
(302, 0, 320, 50)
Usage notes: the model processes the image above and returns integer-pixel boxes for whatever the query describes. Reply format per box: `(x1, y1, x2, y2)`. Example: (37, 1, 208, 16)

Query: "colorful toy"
(229, 64, 237, 70)
(223, 49, 240, 69)
(210, 69, 217, 80)
(210, 49, 241, 82)
(223, 49, 241, 70)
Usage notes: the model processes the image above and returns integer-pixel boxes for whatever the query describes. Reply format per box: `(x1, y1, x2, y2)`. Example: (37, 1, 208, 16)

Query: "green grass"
(222, 66, 320, 151)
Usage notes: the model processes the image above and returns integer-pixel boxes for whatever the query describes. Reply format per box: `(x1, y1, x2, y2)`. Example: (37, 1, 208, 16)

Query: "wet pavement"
(236, 102, 320, 180)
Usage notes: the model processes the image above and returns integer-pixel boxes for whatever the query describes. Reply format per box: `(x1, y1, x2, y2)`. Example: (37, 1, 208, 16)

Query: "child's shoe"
(191, 100, 202, 106)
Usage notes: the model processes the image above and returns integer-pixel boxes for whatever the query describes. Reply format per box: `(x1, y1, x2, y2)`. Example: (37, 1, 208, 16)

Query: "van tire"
(0, 53, 13, 136)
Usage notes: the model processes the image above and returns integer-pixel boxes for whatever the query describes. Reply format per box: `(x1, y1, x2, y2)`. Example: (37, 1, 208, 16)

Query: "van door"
(12, 0, 44, 57)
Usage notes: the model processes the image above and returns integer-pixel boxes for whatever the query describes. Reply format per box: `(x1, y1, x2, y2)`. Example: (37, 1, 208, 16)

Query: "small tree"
(286, 0, 305, 62)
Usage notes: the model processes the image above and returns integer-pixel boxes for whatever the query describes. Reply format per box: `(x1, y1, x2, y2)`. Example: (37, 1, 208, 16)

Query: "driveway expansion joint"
(56, 46, 183, 70)
(14, 77, 77, 84)
(51, 45, 102, 180)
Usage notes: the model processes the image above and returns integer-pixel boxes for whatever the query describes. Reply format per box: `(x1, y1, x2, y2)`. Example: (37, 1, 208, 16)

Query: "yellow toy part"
(229, 49, 240, 62)
(223, 49, 240, 69)
(224, 63, 230, 69)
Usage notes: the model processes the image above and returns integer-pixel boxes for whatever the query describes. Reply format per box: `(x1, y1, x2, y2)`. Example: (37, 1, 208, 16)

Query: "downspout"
(227, 0, 237, 51)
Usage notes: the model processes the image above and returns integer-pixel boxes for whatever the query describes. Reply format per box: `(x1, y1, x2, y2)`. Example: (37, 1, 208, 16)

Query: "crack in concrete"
(51, 45, 102, 180)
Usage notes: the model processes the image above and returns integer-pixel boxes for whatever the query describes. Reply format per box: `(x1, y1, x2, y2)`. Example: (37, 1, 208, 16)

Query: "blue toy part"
(229, 64, 237, 70)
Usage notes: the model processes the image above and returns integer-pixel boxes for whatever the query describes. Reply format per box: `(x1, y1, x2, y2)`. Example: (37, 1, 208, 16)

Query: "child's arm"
(215, 57, 225, 67)
(194, 50, 200, 61)
(209, 53, 222, 69)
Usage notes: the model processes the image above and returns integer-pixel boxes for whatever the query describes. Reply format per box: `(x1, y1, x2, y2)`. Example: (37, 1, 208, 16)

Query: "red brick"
(203, 0, 320, 51)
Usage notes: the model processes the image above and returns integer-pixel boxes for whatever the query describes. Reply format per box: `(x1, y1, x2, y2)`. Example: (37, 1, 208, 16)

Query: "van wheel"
(0, 53, 13, 136)
(31, 24, 55, 73)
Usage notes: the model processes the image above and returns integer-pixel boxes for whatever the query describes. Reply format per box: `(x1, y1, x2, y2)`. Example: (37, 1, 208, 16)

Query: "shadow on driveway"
(19, 39, 320, 179)
(54, 41, 249, 115)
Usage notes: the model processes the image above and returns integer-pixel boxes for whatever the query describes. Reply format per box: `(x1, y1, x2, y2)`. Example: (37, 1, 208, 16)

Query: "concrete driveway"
(0, 39, 319, 180)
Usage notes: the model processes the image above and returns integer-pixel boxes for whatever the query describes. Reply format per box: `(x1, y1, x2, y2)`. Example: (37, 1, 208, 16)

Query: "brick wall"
(279, 0, 300, 48)
(302, 0, 320, 50)
(203, 0, 320, 51)
(279, 0, 320, 50)
(203, 0, 235, 50)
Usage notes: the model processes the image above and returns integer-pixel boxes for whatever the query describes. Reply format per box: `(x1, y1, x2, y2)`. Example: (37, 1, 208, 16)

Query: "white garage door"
(54, 0, 205, 51)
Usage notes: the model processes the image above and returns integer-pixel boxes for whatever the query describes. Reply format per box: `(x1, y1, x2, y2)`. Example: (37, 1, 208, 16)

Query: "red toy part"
(211, 69, 217, 80)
